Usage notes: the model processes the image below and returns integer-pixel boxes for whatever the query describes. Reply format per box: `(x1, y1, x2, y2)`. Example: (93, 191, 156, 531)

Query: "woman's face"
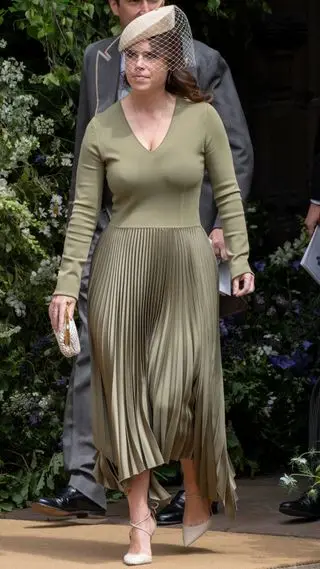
(124, 40, 168, 93)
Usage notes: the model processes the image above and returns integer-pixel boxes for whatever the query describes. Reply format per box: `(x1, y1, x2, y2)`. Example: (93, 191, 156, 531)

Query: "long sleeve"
(54, 119, 104, 299)
(68, 48, 91, 222)
(204, 104, 251, 279)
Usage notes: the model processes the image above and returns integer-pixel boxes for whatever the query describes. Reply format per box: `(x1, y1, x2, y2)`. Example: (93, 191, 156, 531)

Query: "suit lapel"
(95, 39, 121, 114)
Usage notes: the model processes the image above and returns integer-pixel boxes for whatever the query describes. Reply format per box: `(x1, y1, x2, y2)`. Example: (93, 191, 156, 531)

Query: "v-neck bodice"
(119, 98, 178, 154)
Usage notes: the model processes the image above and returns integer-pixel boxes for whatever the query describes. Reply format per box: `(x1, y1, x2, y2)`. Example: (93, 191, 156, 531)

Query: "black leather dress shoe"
(156, 490, 218, 526)
(31, 486, 106, 518)
(279, 491, 320, 519)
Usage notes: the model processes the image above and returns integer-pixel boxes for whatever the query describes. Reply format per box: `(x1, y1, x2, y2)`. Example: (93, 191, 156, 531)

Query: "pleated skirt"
(88, 224, 237, 516)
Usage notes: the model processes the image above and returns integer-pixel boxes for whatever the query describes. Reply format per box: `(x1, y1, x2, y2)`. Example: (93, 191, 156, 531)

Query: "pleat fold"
(88, 224, 237, 515)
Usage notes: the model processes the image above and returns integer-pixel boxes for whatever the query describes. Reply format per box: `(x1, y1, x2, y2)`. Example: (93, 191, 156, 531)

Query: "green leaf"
(65, 31, 74, 46)
(0, 502, 14, 512)
(43, 72, 60, 86)
(86, 3, 95, 19)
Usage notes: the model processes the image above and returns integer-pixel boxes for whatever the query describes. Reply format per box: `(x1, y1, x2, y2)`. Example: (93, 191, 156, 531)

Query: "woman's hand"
(49, 295, 76, 333)
(232, 272, 255, 297)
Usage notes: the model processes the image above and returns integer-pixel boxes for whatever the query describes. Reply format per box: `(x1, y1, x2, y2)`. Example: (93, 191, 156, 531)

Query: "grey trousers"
(62, 213, 108, 509)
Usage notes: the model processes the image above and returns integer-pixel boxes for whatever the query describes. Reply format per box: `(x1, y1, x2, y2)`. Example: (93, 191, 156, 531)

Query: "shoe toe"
(279, 501, 293, 510)
(123, 553, 152, 566)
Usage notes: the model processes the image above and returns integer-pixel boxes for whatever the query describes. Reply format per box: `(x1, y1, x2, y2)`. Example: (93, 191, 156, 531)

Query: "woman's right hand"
(49, 295, 76, 333)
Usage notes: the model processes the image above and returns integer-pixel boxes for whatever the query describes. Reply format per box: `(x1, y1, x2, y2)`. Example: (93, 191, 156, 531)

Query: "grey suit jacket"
(69, 37, 253, 288)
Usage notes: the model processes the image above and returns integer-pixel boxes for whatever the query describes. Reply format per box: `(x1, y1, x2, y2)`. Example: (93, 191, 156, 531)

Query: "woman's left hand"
(232, 272, 255, 297)
(49, 295, 76, 333)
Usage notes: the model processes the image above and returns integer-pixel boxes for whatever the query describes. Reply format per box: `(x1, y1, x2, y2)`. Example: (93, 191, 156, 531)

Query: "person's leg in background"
(32, 227, 107, 518)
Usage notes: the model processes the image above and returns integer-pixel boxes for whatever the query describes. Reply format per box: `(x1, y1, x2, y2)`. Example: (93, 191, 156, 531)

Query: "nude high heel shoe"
(182, 495, 212, 547)
(123, 509, 156, 566)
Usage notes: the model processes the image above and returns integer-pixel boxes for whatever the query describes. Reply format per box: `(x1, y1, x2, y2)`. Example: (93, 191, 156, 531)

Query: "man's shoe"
(31, 486, 106, 518)
(279, 492, 320, 519)
(156, 490, 218, 526)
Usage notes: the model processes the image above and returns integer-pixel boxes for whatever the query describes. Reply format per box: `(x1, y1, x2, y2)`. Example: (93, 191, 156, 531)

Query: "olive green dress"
(54, 98, 251, 516)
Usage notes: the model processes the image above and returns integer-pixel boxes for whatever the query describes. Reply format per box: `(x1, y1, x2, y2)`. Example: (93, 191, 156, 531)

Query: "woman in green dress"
(49, 6, 254, 566)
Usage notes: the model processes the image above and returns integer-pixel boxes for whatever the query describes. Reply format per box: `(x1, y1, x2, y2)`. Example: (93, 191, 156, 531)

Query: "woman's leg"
(181, 459, 211, 526)
(126, 469, 156, 556)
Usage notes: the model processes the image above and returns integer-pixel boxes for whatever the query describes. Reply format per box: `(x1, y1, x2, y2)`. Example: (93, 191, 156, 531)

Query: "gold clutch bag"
(54, 304, 81, 358)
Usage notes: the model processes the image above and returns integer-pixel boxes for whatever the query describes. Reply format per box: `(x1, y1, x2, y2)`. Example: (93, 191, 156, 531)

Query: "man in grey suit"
(32, 0, 253, 520)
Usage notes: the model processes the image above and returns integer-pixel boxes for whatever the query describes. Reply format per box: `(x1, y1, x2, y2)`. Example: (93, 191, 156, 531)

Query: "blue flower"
(269, 355, 296, 370)
(55, 377, 67, 386)
(292, 300, 301, 315)
(34, 153, 46, 166)
(253, 260, 266, 272)
(29, 412, 40, 426)
(219, 319, 229, 337)
(302, 340, 313, 351)
(291, 260, 301, 271)
(309, 376, 318, 385)
(31, 335, 52, 355)
(289, 349, 313, 375)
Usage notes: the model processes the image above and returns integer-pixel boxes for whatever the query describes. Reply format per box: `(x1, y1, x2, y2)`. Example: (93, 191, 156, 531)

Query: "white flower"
(8, 134, 39, 169)
(0, 39, 7, 49)
(21, 227, 30, 237)
(267, 307, 277, 316)
(5, 292, 26, 318)
(38, 207, 47, 219)
(50, 194, 63, 217)
(61, 104, 72, 117)
(255, 294, 265, 305)
(0, 177, 16, 198)
(290, 457, 307, 466)
(39, 224, 51, 237)
(280, 474, 297, 489)
(307, 488, 319, 501)
(263, 394, 277, 417)
(61, 153, 73, 167)
(34, 115, 55, 136)
(30, 256, 61, 285)
(0, 57, 25, 89)
(38, 395, 52, 410)
(46, 154, 59, 168)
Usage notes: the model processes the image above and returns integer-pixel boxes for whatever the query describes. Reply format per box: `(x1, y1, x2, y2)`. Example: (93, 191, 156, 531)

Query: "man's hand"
(209, 228, 228, 261)
(232, 273, 255, 297)
(305, 203, 320, 237)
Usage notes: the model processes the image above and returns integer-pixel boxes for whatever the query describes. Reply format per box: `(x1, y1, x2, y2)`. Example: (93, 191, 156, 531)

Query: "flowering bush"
(0, 41, 73, 511)
(223, 214, 320, 474)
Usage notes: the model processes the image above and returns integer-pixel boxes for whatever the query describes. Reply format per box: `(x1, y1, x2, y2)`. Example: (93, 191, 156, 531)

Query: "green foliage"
(9, 0, 111, 80)
(280, 450, 320, 498)
(221, 213, 320, 472)
(0, 43, 72, 511)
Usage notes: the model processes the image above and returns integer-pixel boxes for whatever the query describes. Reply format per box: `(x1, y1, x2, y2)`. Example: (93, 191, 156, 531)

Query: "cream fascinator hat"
(118, 5, 196, 72)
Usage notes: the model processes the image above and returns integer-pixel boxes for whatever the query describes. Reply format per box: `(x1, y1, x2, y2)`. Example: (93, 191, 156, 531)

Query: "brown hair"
(149, 31, 212, 104)
(165, 69, 212, 104)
